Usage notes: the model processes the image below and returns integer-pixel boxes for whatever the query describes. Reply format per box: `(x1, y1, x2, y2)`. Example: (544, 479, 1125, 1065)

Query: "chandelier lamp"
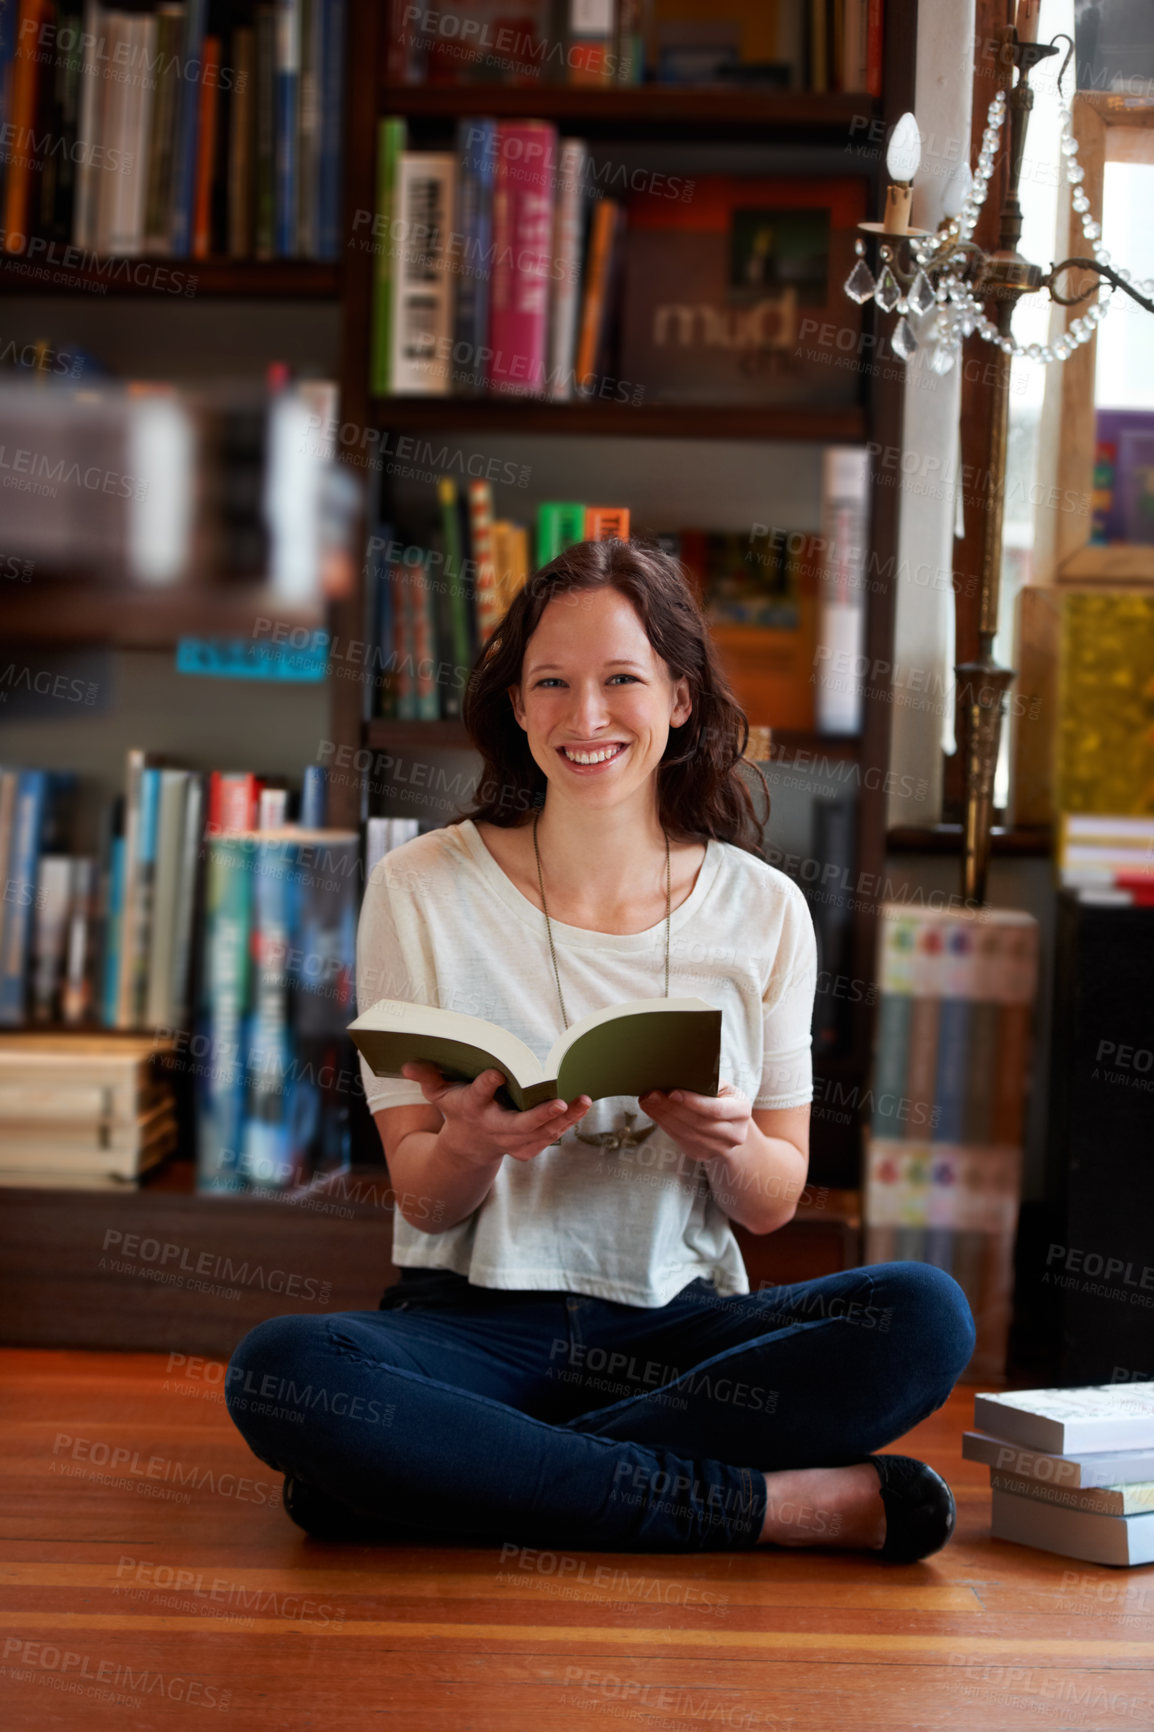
(843, 8, 1154, 905)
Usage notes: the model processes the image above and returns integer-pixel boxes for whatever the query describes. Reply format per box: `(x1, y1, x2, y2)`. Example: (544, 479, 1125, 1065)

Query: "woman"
(226, 539, 974, 1560)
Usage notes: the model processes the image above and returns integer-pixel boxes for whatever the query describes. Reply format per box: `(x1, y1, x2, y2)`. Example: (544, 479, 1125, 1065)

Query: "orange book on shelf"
(3, 0, 45, 246)
(585, 507, 630, 542)
(574, 200, 618, 389)
(192, 36, 222, 258)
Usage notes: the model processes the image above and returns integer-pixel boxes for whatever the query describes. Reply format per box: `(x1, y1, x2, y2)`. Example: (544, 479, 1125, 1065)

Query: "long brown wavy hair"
(455, 538, 772, 857)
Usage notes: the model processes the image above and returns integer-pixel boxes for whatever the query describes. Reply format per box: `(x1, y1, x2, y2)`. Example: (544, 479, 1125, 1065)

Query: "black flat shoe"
(282, 1476, 406, 1542)
(865, 1453, 956, 1563)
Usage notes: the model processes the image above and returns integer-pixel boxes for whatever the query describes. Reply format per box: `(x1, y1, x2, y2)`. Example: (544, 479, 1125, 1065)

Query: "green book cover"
(350, 996, 722, 1114)
(536, 501, 587, 569)
(369, 118, 406, 396)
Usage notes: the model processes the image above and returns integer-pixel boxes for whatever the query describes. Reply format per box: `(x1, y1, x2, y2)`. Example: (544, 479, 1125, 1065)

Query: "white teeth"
(563, 744, 624, 765)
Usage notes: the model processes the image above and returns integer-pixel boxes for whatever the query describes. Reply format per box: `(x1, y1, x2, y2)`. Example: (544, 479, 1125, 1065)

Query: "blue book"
(0, 771, 47, 1025)
(300, 764, 327, 828)
(101, 835, 126, 1029)
(453, 118, 495, 394)
(243, 839, 295, 1188)
(170, 0, 207, 255)
(316, 0, 346, 259)
(196, 836, 251, 1193)
(275, 0, 301, 256)
(130, 767, 161, 1024)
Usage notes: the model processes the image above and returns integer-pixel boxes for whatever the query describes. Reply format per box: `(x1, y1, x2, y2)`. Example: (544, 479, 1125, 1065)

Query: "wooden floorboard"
(1, 1350, 1152, 1730)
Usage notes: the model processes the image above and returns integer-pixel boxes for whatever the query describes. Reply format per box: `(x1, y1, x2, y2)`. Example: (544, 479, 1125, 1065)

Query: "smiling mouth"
(559, 743, 627, 766)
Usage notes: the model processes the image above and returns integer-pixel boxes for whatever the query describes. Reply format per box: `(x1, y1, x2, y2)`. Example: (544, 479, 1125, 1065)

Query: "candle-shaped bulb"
(886, 112, 922, 184)
(942, 159, 974, 219)
(1016, 0, 1041, 44)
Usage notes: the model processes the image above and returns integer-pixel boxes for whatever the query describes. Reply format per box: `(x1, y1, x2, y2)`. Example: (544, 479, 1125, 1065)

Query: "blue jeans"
(225, 1261, 975, 1552)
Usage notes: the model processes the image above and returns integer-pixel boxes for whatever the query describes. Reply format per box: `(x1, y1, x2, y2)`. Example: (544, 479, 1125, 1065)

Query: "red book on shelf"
(193, 36, 222, 258)
(866, 0, 884, 98)
(207, 772, 262, 838)
(3, 0, 45, 246)
(488, 121, 557, 397)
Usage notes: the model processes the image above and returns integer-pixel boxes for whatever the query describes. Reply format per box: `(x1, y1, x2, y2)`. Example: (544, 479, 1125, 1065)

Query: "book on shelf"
(197, 826, 359, 1193)
(970, 1382, 1154, 1565)
(671, 525, 819, 731)
(815, 445, 869, 735)
(1056, 813, 1154, 900)
(619, 176, 868, 408)
(391, 150, 458, 394)
(368, 492, 631, 721)
(380, 0, 883, 92)
(863, 904, 1040, 1377)
(0, 1031, 178, 1187)
(350, 994, 723, 1113)
(1, 0, 346, 260)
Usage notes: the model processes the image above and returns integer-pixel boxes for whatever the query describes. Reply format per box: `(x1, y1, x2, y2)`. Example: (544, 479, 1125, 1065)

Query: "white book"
(990, 1471, 1154, 1517)
(815, 446, 869, 735)
(974, 1384, 1154, 1455)
(991, 1487, 1154, 1567)
(547, 139, 588, 402)
(390, 153, 457, 395)
(963, 1430, 1154, 1489)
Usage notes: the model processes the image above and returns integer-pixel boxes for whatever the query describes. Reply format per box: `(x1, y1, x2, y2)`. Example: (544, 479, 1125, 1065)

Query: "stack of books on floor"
(965, 1384, 1154, 1566)
(0, 1033, 178, 1189)
(862, 903, 1041, 1379)
(1057, 814, 1154, 903)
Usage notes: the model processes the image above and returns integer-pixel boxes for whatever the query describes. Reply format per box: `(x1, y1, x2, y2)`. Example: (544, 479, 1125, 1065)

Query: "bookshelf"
(0, 0, 918, 1345)
(332, 0, 918, 1221)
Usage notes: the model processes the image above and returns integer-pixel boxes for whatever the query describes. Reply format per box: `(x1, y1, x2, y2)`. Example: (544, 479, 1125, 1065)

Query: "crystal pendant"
(909, 269, 936, 316)
(844, 256, 877, 303)
(929, 340, 956, 375)
(891, 315, 918, 361)
(875, 264, 901, 313)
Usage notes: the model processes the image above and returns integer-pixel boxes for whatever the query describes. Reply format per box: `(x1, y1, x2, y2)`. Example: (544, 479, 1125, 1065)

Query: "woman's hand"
(401, 1062, 591, 1166)
(638, 1081, 752, 1165)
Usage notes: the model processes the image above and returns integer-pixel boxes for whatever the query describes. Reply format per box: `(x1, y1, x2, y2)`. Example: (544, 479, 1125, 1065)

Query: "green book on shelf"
(349, 995, 722, 1114)
(369, 117, 406, 397)
(536, 501, 587, 568)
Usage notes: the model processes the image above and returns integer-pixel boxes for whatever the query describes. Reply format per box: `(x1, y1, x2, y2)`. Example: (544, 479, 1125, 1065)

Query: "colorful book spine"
(437, 477, 472, 718)
(390, 151, 456, 394)
(171, 0, 207, 254)
(585, 506, 630, 541)
(453, 117, 495, 394)
(101, 834, 125, 1029)
(197, 836, 251, 1192)
(537, 501, 587, 567)
(394, 566, 417, 720)
(316, 0, 346, 258)
(274, 0, 300, 255)
(468, 480, 503, 646)
(488, 121, 556, 397)
(816, 446, 869, 735)
(254, 1, 277, 258)
(243, 838, 294, 1187)
(0, 771, 46, 1023)
(412, 560, 440, 719)
(574, 197, 617, 391)
(192, 33, 222, 258)
(369, 118, 406, 394)
(547, 138, 588, 401)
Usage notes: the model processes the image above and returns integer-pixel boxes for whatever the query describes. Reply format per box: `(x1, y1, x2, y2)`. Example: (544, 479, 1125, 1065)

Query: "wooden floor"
(2, 1351, 1153, 1731)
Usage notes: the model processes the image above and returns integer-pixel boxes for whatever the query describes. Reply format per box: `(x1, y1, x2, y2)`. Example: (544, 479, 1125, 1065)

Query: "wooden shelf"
(886, 823, 1054, 857)
(370, 395, 866, 443)
(5, 583, 325, 650)
(1058, 543, 1154, 583)
(380, 84, 879, 133)
(0, 255, 341, 298)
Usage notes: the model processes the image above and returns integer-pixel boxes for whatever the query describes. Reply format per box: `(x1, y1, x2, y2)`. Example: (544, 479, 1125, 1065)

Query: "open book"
(349, 996, 722, 1113)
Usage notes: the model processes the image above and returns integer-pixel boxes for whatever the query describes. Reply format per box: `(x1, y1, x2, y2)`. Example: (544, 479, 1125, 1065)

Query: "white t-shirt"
(355, 818, 817, 1308)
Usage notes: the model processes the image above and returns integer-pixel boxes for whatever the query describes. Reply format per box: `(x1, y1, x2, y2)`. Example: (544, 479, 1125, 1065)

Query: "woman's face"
(509, 586, 691, 810)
